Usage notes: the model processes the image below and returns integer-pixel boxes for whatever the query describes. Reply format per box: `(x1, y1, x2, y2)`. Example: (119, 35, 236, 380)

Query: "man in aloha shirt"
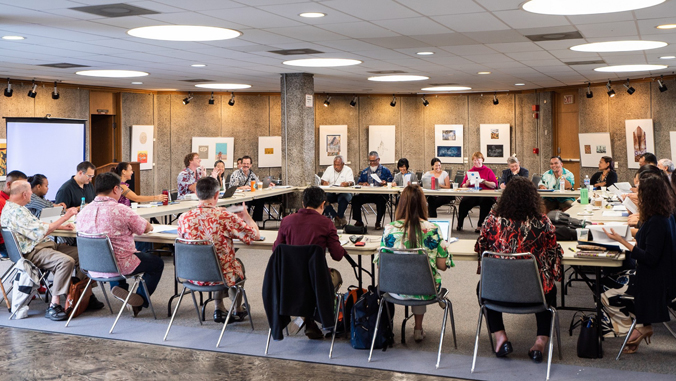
(178, 177, 260, 323)
(177, 152, 223, 200)
(538, 156, 576, 212)
(229, 155, 273, 221)
(77, 172, 164, 316)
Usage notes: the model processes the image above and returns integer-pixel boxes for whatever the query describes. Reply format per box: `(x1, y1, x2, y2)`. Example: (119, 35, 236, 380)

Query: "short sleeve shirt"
(0, 201, 50, 254)
(321, 165, 355, 186)
(539, 168, 576, 201)
(177, 167, 202, 200)
(229, 169, 259, 188)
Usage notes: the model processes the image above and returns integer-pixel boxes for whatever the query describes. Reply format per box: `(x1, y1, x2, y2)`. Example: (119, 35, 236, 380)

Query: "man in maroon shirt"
(273, 186, 347, 339)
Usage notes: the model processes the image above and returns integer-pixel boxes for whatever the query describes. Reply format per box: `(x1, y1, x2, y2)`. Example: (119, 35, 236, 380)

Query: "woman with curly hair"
(378, 184, 454, 343)
(475, 176, 563, 363)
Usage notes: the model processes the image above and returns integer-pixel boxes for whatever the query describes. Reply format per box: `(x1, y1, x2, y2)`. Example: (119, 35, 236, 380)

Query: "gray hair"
(333, 155, 344, 164)
(506, 156, 519, 165)
(368, 151, 379, 158)
(659, 158, 675, 173)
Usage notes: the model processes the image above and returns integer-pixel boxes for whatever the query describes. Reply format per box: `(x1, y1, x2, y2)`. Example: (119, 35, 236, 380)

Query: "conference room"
(0, 0, 675, 380)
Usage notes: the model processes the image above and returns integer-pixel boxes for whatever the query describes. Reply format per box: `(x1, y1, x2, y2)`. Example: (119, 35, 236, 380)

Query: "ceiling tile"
(439, 44, 497, 55)
(462, 30, 530, 44)
(493, 10, 570, 29)
(314, 39, 383, 52)
(320, 0, 420, 21)
(206, 7, 305, 28)
(432, 12, 510, 33)
(576, 21, 639, 39)
(359, 36, 433, 49)
(320, 22, 398, 39)
(486, 42, 542, 53)
(151, 0, 243, 11)
(371, 17, 453, 35)
(473, 0, 523, 12)
(409, 32, 479, 46)
(263, 25, 346, 42)
(393, 0, 484, 16)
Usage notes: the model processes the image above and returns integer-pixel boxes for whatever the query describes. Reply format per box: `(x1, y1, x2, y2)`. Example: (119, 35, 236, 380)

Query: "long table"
(319, 185, 581, 199)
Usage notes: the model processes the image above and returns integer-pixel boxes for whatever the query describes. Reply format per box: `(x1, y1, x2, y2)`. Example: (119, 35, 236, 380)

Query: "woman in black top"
(590, 156, 617, 189)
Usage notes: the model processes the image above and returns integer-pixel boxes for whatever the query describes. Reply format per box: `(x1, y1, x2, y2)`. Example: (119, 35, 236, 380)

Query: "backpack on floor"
(350, 286, 394, 351)
(336, 286, 366, 336)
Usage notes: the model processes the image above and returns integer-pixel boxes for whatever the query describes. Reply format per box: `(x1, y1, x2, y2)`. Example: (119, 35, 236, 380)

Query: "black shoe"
(86, 295, 105, 311)
(456, 226, 463, 231)
(45, 304, 68, 321)
(528, 349, 543, 363)
(495, 341, 513, 358)
(214, 309, 226, 323)
(354, 221, 364, 227)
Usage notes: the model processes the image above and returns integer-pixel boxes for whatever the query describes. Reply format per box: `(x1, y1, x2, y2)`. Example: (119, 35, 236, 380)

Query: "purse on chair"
(569, 311, 602, 358)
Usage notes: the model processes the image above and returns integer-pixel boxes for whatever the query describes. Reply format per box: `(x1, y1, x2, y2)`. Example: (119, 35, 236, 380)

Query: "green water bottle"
(580, 188, 589, 205)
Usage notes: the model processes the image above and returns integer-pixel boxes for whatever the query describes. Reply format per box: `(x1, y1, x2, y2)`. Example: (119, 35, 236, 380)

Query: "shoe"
(495, 341, 513, 358)
(45, 304, 68, 321)
(125, 304, 142, 317)
(111, 286, 144, 307)
(414, 329, 425, 343)
(86, 295, 105, 311)
(305, 320, 324, 340)
(528, 349, 543, 363)
(456, 226, 463, 231)
(474, 228, 481, 234)
(338, 217, 348, 228)
(214, 309, 226, 323)
(228, 310, 248, 323)
(627, 326, 653, 346)
(354, 221, 364, 227)
(375, 222, 383, 231)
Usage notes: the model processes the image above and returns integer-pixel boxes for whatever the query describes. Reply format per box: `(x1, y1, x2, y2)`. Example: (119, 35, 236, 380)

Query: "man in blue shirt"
(351, 151, 393, 230)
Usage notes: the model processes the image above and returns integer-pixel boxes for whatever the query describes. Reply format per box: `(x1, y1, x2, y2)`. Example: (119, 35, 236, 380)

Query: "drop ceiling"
(1, 0, 675, 93)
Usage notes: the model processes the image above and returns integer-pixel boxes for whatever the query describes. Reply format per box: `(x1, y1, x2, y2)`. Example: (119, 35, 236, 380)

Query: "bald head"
(8, 180, 31, 205)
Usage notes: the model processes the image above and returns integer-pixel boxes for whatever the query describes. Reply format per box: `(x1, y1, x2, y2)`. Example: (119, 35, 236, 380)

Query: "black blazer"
(631, 215, 676, 324)
(499, 167, 529, 186)
(262, 244, 335, 340)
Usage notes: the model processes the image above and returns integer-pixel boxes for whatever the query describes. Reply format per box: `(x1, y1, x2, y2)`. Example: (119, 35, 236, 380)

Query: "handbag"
(65, 277, 93, 319)
(569, 311, 603, 358)
(344, 225, 367, 234)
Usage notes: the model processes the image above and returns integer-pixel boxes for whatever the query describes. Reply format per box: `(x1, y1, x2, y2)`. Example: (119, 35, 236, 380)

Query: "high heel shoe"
(627, 326, 653, 346)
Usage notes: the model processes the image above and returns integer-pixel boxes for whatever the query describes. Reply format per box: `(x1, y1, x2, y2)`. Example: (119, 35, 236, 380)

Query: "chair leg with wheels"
(368, 299, 385, 363)
(65, 279, 93, 327)
(164, 287, 187, 341)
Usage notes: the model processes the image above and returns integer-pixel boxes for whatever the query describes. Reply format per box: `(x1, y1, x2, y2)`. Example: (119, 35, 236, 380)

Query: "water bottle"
(584, 175, 590, 190)
(80, 197, 86, 210)
(559, 176, 565, 193)
(474, 178, 480, 191)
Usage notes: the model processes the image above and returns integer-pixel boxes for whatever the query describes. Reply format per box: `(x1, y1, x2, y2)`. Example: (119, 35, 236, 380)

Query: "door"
(553, 92, 580, 184)
(90, 114, 116, 167)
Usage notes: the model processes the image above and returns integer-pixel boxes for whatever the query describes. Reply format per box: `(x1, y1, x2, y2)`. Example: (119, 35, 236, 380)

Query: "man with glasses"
(55, 161, 96, 209)
(229, 155, 273, 221)
(351, 151, 393, 230)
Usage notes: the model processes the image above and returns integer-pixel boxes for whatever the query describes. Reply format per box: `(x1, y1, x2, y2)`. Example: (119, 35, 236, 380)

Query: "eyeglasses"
(87, 174, 94, 178)
(368, 159, 379, 163)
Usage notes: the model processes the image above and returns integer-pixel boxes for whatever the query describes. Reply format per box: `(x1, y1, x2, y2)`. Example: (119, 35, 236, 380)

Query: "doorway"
(552, 91, 580, 183)
(90, 114, 117, 167)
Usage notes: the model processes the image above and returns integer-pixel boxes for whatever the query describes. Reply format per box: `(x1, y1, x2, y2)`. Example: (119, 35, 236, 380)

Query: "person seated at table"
(590, 156, 617, 189)
(499, 156, 529, 189)
(457, 152, 497, 233)
(229, 155, 273, 221)
(423, 157, 454, 218)
(273, 186, 347, 339)
(236, 158, 243, 170)
(214, 160, 227, 190)
(177, 153, 222, 200)
(77, 172, 164, 316)
(475, 176, 563, 362)
(603, 173, 676, 354)
(658, 158, 675, 184)
(178, 177, 260, 323)
(112, 162, 167, 206)
(392, 158, 418, 187)
(378, 184, 452, 343)
(638, 152, 657, 167)
(55, 161, 96, 209)
(320, 155, 354, 229)
(25, 174, 67, 218)
(351, 151, 393, 230)
(0, 171, 28, 257)
(538, 156, 575, 213)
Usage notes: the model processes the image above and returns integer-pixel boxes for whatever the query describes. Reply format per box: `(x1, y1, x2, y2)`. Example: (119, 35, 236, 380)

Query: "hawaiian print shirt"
(177, 205, 257, 286)
(475, 211, 563, 293)
(77, 196, 148, 276)
(539, 168, 576, 202)
(177, 167, 203, 200)
(1, 201, 50, 254)
(229, 169, 259, 188)
(377, 219, 453, 300)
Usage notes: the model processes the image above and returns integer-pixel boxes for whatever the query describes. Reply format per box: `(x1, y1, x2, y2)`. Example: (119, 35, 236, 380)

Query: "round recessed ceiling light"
(299, 12, 325, 18)
(571, 40, 667, 52)
(282, 58, 362, 67)
(421, 86, 472, 91)
(657, 24, 676, 29)
(594, 64, 668, 72)
(660, 56, 676, 59)
(523, 0, 665, 15)
(368, 75, 429, 82)
(416, 51, 434, 55)
(128, 25, 241, 42)
(76, 70, 149, 78)
(195, 83, 251, 90)
(2, 35, 25, 40)
(191, 64, 207, 67)
(131, 82, 143, 85)
(515, 83, 525, 86)
(477, 71, 491, 75)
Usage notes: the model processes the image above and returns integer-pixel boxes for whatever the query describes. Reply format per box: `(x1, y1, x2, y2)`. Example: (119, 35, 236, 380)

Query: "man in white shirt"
(320, 155, 354, 228)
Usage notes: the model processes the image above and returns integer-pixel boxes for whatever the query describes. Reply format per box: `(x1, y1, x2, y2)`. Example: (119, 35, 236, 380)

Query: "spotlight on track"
(323, 95, 331, 107)
(658, 75, 668, 92)
(624, 78, 635, 95)
(421, 95, 429, 106)
(586, 82, 593, 98)
(390, 94, 396, 107)
(52, 81, 59, 100)
(4, 78, 12, 97)
(183, 92, 193, 105)
(349, 95, 357, 107)
(208, 91, 215, 105)
(492, 92, 499, 105)
(228, 92, 235, 106)
(606, 80, 616, 97)
(27, 80, 37, 98)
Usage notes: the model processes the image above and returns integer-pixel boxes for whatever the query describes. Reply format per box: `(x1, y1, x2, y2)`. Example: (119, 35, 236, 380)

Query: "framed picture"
(130, 125, 154, 170)
(368, 125, 396, 164)
(625, 119, 654, 169)
(435, 124, 463, 164)
(0, 139, 5, 181)
(579, 133, 612, 168)
(319, 125, 348, 166)
(480, 124, 511, 164)
(258, 136, 282, 168)
(192, 137, 235, 169)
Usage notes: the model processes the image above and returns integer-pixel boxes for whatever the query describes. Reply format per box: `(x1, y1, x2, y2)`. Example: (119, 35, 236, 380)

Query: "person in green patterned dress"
(377, 184, 454, 342)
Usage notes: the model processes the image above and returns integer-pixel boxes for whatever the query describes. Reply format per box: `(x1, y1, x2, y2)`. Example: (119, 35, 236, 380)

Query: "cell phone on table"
(355, 241, 366, 246)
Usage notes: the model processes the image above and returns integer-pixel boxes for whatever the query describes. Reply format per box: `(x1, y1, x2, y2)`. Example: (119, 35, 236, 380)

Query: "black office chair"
(532, 174, 542, 187)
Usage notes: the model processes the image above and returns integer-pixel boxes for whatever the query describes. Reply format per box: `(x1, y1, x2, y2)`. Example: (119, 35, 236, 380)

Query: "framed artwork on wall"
(434, 124, 463, 164)
(480, 124, 511, 164)
(192, 137, 235, 169)
(625, 119, 654, 169)
(258, 136, 281, 168)
(368, 125, 396, 164)
(319, 125, 347, 166)
(130, 125, 154, 170)
(0, 139, 5, 181)
(579, 133, 612, 168)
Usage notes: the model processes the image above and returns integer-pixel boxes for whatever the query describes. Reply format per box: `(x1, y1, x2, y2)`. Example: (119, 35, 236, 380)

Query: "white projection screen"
(6, 118, 86, 201)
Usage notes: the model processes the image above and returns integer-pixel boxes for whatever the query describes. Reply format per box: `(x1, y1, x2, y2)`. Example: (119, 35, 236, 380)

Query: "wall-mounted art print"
(369, 125, 396, 164)
(435, 124, 464, 163)
(130, 125, 154, 170)
(258, 136, 281, 168)
(625, 119, 654, 169)
(0, 139, 6, 181)
(480, 124, 510, 164)
(192, 137, 235, 169)
(215, 143, 228, 161)
(319, 125, 348, 166)
(579, 133, 612, 168)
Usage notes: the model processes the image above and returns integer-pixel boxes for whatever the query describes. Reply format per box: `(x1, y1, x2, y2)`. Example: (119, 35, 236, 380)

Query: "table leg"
(595, 266, 604, 357)
(358, 255, 363, 291)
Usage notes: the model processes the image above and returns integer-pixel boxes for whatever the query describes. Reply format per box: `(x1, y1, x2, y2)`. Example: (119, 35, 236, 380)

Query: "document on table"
(370, 173, 382, 183)
(623, 196, 638, 214)
(602, 210, 629, 217)
(612, 205, 628, 212)
(149, 225, 178, 234)
(609, 182, 632, 197)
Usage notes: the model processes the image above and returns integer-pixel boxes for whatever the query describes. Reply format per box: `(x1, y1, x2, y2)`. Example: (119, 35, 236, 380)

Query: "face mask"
(370, 165, 378, 171)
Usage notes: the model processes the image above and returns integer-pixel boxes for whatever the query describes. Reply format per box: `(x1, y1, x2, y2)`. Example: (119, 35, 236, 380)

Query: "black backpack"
(350, 286, 394, 351)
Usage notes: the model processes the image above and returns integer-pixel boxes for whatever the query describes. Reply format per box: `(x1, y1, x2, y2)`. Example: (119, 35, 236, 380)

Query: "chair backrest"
(479, 251, 547, 306)
(225, 173, 232, 186)
(445, 168, 453, 178)
(174, 238, 226, 284)
(453, 171, 465, 184)
(377, 248, 438, 296)
(76, 233, 122, 274)
(1, 228, 26, 263)
(317, 171, 324, 178)
(532, 174, 542, 186)
(415, 171, 423, 182)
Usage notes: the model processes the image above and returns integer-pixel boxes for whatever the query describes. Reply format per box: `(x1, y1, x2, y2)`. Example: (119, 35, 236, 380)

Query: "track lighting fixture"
(390, 94, 396, 107)
(585, 82, 593, 99)
(27, 80, 37, 98)
(492, 93, 499, 105)
(624, 78, 635, 95)
(606, 80, 616, 97)
(323, 95, 331, 107)
(349, 95, 357, 107)
(208, 91, 215, 105)
(658, 75, 668, 92)
(421, 95, 429, 107)
(51, 81, 59, 100)
(183, 92, 193, 105)
(4, 78, 12, 97)
(228, 92, 235, 106)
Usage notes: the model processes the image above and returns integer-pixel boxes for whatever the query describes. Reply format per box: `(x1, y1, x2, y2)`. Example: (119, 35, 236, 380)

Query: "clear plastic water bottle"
(559, 176, 565, 193)
(80, 197, 86, 210)
(474, 178, 480, 191)
(584, 175, 590, 190)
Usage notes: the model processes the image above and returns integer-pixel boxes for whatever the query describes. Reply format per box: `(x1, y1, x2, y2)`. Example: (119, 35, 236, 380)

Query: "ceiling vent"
(180, 79, 214, 83)
(366, 70, 407, 74)
(525, 31, 584, 42)
(38, 63, 90, 69)
(268, 49, 324, 55)
(70, 3, 159, 18)
(428, 83, 459, 86)
(564, 60, 606, 66)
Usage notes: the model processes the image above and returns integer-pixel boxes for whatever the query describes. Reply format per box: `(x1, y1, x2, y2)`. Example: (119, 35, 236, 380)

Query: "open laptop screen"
(429, 219, 451, 241)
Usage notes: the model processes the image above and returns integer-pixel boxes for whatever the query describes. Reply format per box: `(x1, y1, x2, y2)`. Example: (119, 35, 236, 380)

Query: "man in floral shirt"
(178, 177, 260, 323)
(177, 153, 222, 200)
(77, 172, 164, 316)
(229, 155, 273, 221)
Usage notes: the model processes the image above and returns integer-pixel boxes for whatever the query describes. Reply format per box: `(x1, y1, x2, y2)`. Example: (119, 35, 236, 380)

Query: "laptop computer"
(262, 176, 272, 189)
(429, 219, 451, 241)
(220, 186, 238, 199)
(39, 206, 63, 223)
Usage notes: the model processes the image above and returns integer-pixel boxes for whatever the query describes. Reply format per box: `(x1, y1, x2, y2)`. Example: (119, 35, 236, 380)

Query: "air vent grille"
(70, 3, 159, 18)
